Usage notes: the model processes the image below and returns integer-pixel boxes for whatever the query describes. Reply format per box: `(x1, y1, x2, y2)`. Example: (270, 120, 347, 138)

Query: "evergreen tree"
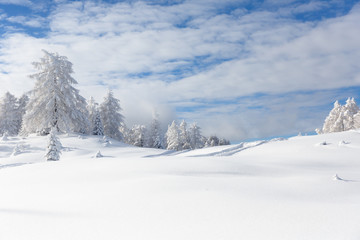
(146, 112, 163, 149)
(87, 97, 104, 136)
(120, 125, 130, 143)
(16, 94, 29, 133)
(92, 112, 104, 136)
(179, 120, 191, 149)
(22, 50, 90, 135)
(342, 97, 359, 131)
(128, 124, 147, 147)
(100, 90, 125, 140)
(320, 101, 344, 134)
(319, 98, 360, 134)
(219, 138, 231, 146)
(87, 97, 98, 126)
(354, 112, 360, 129)
(165, 120, 182, 151)
(0, 92, 19, 135)
(45, 128, 62, 161)
(189, 122, 204, 149)
(205, 135, 220, 147)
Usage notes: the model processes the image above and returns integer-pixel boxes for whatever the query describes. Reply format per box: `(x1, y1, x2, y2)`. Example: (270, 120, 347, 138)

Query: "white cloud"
(6, 15, 46, 28)
(291, 1, 330, 14)
(0, 0, 32, 6)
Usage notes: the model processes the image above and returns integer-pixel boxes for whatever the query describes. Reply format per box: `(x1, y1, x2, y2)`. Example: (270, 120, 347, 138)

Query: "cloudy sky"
(1, 0, 360, 142)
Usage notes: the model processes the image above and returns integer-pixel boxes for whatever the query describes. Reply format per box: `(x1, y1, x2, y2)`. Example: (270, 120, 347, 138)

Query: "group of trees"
(0, 50, 125, 140)
(164, 120, 230, 151)
(0, 92, 28, 136)
(123, 118, 230, 150)
(123, 114, 162, 148)
(317, 97, 360, 134)
(0, 50, 229, 152)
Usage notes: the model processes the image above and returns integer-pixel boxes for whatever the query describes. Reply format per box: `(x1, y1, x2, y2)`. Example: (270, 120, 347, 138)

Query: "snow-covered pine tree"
(45, 128, 62, 161)
(120, 125, 130, 143)
(342, 97, 359, 131)
(22, 50, 90, 135)
(146, 112, 163, 149)
(179, 120, 191, 149)
(87, 97, 97, 126)
(319, 100, 344, 134)
(165, 120, 182, 151)
(99, 90, 125, 140)
(93, 112, 104, 136)
(16, 94, 29, 134)
(87, 97, 104, 136)
(189, 122, 204, 149)
(205, 135, 220, 147)
(354, 112, 360, 129)
(219, 138, 231, 146)
(0, 92, 20, 136)
(128, 124, 147, 147)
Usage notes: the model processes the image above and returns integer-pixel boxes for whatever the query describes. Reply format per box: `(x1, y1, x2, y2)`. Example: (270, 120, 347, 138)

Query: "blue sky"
(1, 0, 360, 141)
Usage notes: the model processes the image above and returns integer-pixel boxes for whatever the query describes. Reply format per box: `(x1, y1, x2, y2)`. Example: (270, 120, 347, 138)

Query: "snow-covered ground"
(0, 131, 360, 240)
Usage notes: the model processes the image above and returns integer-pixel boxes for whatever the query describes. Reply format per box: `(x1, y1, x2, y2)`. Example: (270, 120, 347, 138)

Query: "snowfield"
(0, 131, 360, 240)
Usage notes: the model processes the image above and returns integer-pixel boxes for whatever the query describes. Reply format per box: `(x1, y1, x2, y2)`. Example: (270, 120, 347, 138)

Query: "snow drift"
(0, 130, 360, 240)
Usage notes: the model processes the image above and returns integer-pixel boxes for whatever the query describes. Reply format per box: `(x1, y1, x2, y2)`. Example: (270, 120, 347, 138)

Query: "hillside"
(0, 131, 360, 240)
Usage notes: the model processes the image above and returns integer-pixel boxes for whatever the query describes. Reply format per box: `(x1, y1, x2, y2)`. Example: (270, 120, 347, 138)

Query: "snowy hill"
(0, 131, 360, 240)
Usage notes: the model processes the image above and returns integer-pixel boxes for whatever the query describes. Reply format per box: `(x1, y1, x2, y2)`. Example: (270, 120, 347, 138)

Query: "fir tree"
(146, 112, 163, 149)
(0, 92, 19, 135)
(342, 97, 359, 131)
(189, 122, 204, 149)
(99, 90, 125, 140)
(86, 97, 104, 136)
(354, 112, 360, 129)
(165, 120, 181, 151)
(128, 124, 147, 147)
(179, 120, 191, 149)
(22, 50, 90, 135)
(205, 135, 220, 147)
(16, 94, 29, 133)
(45, 128, 62, 161)
(319, 98, 360, 134)
(92, 112, 104, 136)
(320, 101, 344, 134)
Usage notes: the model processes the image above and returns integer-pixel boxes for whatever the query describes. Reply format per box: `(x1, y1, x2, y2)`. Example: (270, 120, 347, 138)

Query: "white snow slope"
(0, 131, 360, 240)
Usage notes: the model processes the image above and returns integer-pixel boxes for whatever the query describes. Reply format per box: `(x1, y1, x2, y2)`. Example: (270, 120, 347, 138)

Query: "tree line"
(0, 50, 229, 150)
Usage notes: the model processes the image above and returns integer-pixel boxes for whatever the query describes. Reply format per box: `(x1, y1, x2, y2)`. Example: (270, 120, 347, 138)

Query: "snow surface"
(0, 131, 360, 240)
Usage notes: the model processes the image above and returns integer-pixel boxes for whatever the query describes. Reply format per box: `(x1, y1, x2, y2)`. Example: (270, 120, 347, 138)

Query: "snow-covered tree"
(16, 94, 29, 133)
(0, 92, 19, 135)
(354, 112, 360, 129)
(179, 120, 191, 150)
(87, 97, 98, 124)
(92, 112, 104, 136)
(342, 98, 359, 131)
(165, 120, 182, 151)
(127, 124, 147, 147)
(99, 90, 125, 140)
(189, 122, 204, 149)
(318, 98, 360, 134)
(146, 112, 163, 149)
(205, 135, 220, 147)
(219, 138, 231, 146)
(22, 50, 90, 135)
(45, 128, 62, 161)
(87, 97, 104, 136)
(319, 101, 344, 134)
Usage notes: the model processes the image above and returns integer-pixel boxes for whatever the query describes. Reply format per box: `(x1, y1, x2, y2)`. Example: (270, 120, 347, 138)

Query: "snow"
(0, 131, 360, 240)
